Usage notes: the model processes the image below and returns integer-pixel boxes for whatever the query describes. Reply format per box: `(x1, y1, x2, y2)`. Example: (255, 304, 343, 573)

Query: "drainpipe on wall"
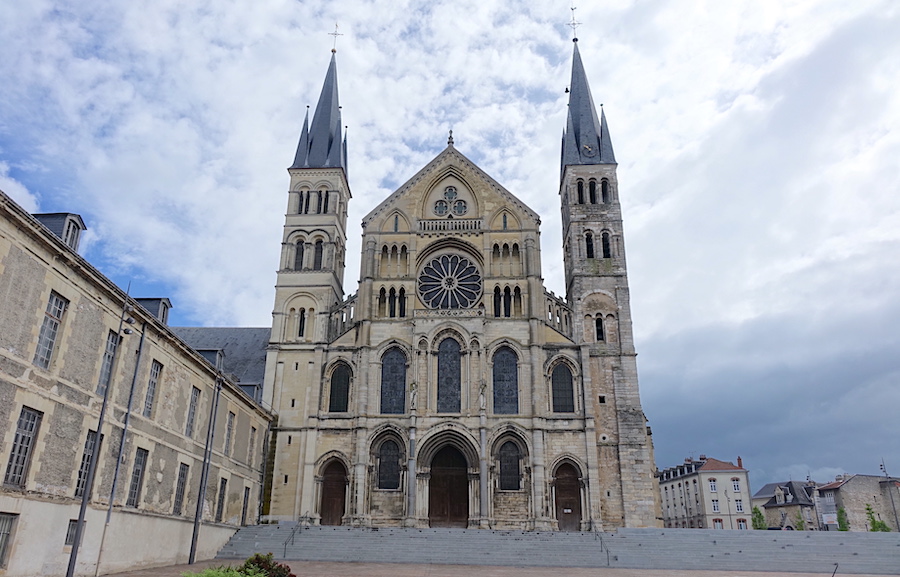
(189, 355, 223, 564)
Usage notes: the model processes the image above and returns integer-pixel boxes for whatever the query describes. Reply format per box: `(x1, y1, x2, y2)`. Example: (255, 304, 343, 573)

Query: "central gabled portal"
(428, 446, 468, 527)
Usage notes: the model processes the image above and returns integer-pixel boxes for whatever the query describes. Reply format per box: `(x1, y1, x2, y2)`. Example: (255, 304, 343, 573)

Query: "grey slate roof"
(753, 480, 816, 508)
(172, 327, 270, 387)
(291, 52, 347, 172)
(561, 40, 616, 172)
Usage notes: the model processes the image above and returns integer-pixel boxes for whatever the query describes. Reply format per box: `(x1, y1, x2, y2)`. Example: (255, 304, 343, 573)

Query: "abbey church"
(262, 40, 661, 531)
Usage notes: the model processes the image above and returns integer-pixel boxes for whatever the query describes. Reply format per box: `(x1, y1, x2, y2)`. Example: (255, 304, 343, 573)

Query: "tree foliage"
(866, 504, 891, 532)
(837, 507, 850, 531)
(183, 553, 295, 577)
(793, 510, 806, 531)
(751, 506, 767, 530)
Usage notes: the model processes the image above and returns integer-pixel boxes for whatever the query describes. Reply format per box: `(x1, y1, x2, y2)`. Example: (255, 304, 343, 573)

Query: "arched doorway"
(554, 463, 582, 531)
(429, 446, 468, 527)
(320, 460, 347, 525)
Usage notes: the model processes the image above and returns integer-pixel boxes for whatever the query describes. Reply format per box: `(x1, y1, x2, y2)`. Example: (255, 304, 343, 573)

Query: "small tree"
(837, 507, 850, 531)
(866, 504, 891, 532)
(751, 506, 767, 530)
(794, 510, 806, 531)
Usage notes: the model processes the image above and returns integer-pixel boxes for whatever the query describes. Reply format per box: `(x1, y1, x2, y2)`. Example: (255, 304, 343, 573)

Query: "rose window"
(417, 254, 482, 309)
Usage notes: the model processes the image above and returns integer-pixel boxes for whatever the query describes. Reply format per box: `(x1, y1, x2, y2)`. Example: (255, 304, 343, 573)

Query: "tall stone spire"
(291, 52, 347, 171)
(561, 40, 615, 171)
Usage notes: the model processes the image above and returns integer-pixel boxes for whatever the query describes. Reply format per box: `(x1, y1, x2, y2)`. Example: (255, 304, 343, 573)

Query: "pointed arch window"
(378, 288, 387, 317)
(377, 440, 401, 489)
(388, 288, 397, 318)
(498, 441, 521, 490)
(551, 364, 575, 413)
(601, 232, 611, 259)
(585, 233, 594, 259)
(577, 180, 584, 204)
(437, 338, 461, 413)
(595, 316, 605, 342)
(493, 286, 502, 317)
(294, 241, 305, 270)
(601, 180, 610, 203)
(502, 213, 508, 230)
(380, 348, 406, 414)
(398, 288, 407, 317)
(589, 180, 597, 204)
(493, 347, 518, 414)
(329, 364, 351, 412)
(393, 214, 399, 232)
(314, 240, 324, 269)
(503, 287, 512, 317)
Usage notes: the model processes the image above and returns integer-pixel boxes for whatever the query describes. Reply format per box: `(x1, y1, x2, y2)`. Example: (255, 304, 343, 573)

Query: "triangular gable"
(362, 145, 541, 227)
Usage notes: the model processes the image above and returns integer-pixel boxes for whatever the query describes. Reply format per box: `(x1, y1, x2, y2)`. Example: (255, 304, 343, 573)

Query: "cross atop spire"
(291, 52, 347, 172)
(328, 23, 343, 53)
(561, 40, 615, 171)
(567, 3, 581, 41)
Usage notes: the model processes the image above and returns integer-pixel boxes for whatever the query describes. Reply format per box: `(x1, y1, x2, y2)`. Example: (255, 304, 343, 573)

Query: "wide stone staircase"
(217, 525, 900, 575)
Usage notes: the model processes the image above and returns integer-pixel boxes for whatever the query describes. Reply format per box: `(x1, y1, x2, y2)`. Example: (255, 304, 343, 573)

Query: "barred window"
(75, 430, 102, 498)
(4, 407, 43, 487)
(126, 448, 149, 507)
(377, 440, 401, 490)
(143, 360, 162, 418)
(33, 292, 68, 369)
(0, 513, 16, 566)
(96, 330, 119, 396)
(185, 387, 200, 437)
(224, 412, 235, 456)
(173, 463, 189, 515)
(551, 365, 575, 413)
(329, 364, 351, 412)
(215, 477, 228, 522)
(498, 441, 521, 490)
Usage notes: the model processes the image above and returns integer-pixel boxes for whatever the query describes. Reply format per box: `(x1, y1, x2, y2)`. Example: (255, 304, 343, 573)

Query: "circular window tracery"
(418, 254, 482, 309)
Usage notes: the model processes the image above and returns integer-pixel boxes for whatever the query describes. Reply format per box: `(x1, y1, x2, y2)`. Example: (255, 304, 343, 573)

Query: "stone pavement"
(108, 559, 884, 577)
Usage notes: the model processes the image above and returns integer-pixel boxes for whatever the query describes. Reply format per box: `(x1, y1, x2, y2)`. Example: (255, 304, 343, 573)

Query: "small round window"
(434, 200, 449, 216)
(452, 199, 468, 216)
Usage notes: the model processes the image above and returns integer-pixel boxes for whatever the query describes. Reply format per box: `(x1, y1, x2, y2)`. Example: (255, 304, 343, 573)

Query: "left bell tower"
(273, 51, 350, 346)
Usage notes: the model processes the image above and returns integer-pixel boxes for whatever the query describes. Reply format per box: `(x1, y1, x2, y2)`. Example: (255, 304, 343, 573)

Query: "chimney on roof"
(737, 456, 743, 468)
(699, 454, 706, 461)
(835, 474, 843, 482)
(684, 457, 691, 464)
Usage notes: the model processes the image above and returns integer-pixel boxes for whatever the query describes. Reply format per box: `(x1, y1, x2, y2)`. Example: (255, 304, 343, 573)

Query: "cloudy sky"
(1, 0, 898, 491)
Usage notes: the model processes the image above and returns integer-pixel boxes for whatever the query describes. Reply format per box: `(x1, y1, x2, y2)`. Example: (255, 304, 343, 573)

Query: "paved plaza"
(110, 559, 885, 577)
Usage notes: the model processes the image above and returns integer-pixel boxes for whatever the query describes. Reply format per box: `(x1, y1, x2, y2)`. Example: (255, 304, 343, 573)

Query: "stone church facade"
(263, 41, 660, 531)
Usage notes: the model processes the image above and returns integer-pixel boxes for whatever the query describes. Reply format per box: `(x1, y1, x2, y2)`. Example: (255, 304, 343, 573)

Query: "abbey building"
(263, 40, 661, 530)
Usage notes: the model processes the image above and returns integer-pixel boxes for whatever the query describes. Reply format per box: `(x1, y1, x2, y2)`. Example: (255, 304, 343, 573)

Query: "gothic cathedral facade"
(262, 41, 660, 530)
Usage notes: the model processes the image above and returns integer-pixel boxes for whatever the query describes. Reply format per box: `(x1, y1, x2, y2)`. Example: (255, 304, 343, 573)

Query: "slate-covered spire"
(561, 39, 615, 170)
(291, 52, 347, 171)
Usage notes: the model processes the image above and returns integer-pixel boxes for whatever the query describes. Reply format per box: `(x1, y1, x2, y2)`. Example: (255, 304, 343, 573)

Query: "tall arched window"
(314, 240, 324, 269)
(493, 347, 518, 414)
(577, 180, 584, 204)
(297, 191, 305, 214)
(294, 241, 305, 270)
(601, 180, 610, 203)
(585, 233, 594, 259)
(498, 441, 521, 490)
(437, 338, 461, 413)
(601, 232, 611, 259)
(303, 192, 311, 214)
(329, 364, 351, 412)
(589, 180, 597, 204)
(503, 287, 512, 317)
(502, 213, 508, 230)
(595, 317, 605, 342)
(378, 288, 387, 317)
(493, 286, 502, 317)
(398, 288, 407, 317)
(377, 439, 401, 490)
(551, 364, 575, 413)
(316, 191, 323, 214)
(298, 309, 306, 337)
(393, 214, 399, 232)
(388, 288, 397, 318)
(380, 348, 406, 414)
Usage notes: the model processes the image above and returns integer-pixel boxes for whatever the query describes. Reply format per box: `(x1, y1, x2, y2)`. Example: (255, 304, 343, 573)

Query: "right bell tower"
(560, 38, 661, 528)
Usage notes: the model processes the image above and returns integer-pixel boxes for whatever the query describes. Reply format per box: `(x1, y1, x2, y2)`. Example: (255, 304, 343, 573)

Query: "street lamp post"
(65, 297, 135, 577)
(189, 354, 224, 564)
(881, 459, 900, 532)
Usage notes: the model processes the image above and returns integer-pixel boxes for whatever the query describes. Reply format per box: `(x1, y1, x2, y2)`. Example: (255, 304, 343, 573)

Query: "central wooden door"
(555, 463, 582, 531)
(429, 446, 468, 527)
(320, 461, 347, 526)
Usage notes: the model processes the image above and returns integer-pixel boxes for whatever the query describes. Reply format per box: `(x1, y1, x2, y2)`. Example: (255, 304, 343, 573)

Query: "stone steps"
(217, 525, 900, 575)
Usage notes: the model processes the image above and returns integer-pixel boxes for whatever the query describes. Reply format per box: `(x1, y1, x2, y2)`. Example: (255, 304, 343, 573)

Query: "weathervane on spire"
(567, 3, 581, 41)
(329, 23, 343, 52)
